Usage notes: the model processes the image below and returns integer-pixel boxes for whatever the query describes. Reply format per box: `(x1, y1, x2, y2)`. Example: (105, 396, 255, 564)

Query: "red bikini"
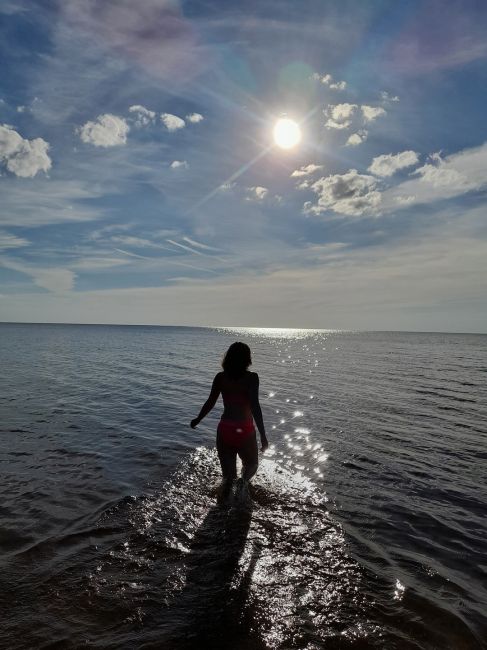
(217, 419, 256, 446)
(217, 393, 255, 446)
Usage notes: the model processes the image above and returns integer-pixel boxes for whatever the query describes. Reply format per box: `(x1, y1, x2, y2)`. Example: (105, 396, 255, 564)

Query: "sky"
(1, 0, 486, 332)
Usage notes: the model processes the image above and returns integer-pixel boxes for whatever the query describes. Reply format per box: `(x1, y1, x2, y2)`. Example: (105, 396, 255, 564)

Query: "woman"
(190, 342, 268, 499)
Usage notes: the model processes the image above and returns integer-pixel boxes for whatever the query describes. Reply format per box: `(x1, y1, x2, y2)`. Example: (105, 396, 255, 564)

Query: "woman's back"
(220, 370, 255, 422)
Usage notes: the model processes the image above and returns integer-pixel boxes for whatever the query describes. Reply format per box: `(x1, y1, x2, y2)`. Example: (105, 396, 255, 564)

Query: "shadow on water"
(142, 497, 265, 650)
(85, 448, 375, 650)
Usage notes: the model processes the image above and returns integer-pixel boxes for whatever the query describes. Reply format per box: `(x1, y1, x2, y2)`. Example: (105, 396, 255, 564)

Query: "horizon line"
(0, 321, 485, 336)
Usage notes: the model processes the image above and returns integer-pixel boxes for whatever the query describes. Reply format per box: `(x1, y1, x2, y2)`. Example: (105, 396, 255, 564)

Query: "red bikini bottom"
(217, 419, 255, 447)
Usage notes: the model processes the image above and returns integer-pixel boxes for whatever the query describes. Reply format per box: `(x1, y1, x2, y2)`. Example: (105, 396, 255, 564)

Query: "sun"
(273, 118, 301, 149)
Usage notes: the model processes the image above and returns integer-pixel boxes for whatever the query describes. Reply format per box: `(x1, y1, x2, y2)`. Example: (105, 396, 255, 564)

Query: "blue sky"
(1, 0, 486, 331)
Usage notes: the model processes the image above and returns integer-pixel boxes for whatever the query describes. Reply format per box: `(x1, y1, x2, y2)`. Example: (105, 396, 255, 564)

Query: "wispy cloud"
(387, 2, 487, 74)
(89, 223, 135, 241)
(114, 248, 148, 260)
(0, 232, 30, 250)
(382, 142, 487, 209)
(182, 236, 220, 251)
(111, 236, 175, 252)
(4, 219, 484, 330)
(0, 257, 75, 292)
(1, 178, 106, 227)
(61, 0, 207, 85)
(70, 256, 130, 270)
(166, 238, 207, 256)
(0, 1, 30, 15)
(115, 245, 218, 274)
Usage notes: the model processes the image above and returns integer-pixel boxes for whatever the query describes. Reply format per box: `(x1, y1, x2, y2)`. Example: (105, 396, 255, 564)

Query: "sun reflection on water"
(216, 326, 342, 339)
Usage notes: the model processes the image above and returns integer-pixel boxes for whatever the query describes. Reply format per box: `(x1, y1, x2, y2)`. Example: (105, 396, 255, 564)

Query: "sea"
(1, 323, 486, 650)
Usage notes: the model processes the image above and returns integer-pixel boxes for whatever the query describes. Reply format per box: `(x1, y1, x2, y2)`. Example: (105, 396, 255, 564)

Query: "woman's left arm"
(190, 373, 221, 428)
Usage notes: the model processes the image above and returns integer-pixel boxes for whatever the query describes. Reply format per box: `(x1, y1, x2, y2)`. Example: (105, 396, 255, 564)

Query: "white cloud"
(77, 114, 129, 147)
(246, 186, 269, 201)
(304, 169, 381, 217)
(325, 103, 357, 130)
(129, 104, 156, 127)
(346, 130, 368, 146)
(380, 91, 399, 103)
(0, 124, 52, 178)
(361, 105, 387, 123)
(396, 195, 416, 205)
(0, 232, 30, 250)
(170, 160, 189, 169)
(312, 72, 347, 90)
(186, 112, 203, 123)
(329, 80, 347, 91)
(160, 113, 185, 131)
(17, 105, 26, 113)
(218, 182, 236, 192)
(291, 164, 323, 178)
(368, 150, 419, 177)
(382, 142, 487, 210)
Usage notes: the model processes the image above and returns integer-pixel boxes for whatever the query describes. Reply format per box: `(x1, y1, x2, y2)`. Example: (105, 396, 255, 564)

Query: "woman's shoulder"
(246, 370, 259, 383)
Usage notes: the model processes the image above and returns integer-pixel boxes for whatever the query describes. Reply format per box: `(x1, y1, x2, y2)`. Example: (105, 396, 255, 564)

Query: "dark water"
(1, 323, 486, 649)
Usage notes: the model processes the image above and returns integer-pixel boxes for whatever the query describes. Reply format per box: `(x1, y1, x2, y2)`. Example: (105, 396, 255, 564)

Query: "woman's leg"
(238, 434, 258, 481)
(216, 432, 238, 481)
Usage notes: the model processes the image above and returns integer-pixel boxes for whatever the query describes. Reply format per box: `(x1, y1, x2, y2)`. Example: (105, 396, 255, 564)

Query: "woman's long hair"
(222, 342, 252, 378)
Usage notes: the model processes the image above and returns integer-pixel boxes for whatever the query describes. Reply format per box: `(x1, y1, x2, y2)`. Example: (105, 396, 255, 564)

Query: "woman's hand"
(190, 418, 200, 429)
(260, 435, 269, 453)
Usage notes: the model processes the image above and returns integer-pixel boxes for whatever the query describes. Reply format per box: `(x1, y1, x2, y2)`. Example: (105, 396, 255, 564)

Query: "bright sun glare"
(273, 118, 301, 149)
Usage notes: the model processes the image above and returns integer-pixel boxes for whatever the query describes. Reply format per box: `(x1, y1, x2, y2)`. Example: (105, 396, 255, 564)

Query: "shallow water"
(1, 323, 486, 649)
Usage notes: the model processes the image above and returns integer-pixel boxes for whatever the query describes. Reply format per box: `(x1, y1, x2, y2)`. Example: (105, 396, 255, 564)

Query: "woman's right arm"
(191, 373, 221, 428)
(250, 373, 268, 451)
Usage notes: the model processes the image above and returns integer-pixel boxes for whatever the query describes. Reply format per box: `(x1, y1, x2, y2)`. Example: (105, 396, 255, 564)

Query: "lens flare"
(273, 118, 301, 149)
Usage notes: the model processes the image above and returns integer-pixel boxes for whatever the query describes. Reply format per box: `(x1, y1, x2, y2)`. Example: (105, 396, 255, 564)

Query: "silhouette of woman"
(191, 342, 268, 500)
